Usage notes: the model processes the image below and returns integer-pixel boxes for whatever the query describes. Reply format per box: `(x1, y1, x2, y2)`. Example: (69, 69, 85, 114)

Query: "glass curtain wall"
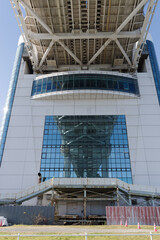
(0, 43, 24, 165)
(147, 40, 160, 104)
(40, 115, 132, 184)
(32, 74, 139, 96)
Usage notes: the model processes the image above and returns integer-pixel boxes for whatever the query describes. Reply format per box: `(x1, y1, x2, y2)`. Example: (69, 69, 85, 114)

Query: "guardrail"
(0, 178, 54, 204)
(1, 177, 160, 205)
(0, 232, 159, 240)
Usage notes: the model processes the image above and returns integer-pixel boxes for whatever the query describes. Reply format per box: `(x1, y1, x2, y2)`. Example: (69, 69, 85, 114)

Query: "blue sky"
(0, 1, 160, 125)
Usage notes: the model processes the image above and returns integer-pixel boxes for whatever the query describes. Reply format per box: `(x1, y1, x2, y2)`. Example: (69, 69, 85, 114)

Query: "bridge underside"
(10, 0, 158, 72)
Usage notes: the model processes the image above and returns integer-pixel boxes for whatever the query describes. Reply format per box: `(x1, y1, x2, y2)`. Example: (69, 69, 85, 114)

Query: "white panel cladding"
(133, 176, 150, 185)
(130, 149, 146, 163)
(142, 126, 160, 137)
(140, 115, 160, 125)
(1, 161, 38, 175)
(149, 175, 160, 186)
(0, 175, 23, 190)
(133, 161, 148, 175)
(3, 149, 38, 162)
(147, 162, 160, 175)
(143, 137, 160, 148)
(138, 95, 158, 104)
(16, 87, 32, 97)
(126, 116, 139, 125)
(7, 126, 32, 138)
(13, 96, 32, 106)
(54, 105, 75, 115)
(139, 105, 160, 114)
(145, 149, 160, 162)
(18, 78, 33, 88)
(1, 59, 160, 201)
(9, 116, 32, 126)
(140, 86, 157, 95)
(11, 106, 32, 116)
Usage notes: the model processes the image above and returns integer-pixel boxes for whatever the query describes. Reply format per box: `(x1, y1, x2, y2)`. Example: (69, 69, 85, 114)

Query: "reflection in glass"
(40, 115, 132, 184)
(147, 40, 160, 104)
(32, 74, 139, 96)
(0, 43, 24, 165)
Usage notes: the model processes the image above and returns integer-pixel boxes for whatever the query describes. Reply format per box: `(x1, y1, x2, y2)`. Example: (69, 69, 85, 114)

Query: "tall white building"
(0, 0, 160, 219)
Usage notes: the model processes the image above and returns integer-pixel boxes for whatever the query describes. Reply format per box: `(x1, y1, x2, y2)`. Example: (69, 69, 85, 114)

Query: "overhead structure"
(10, 0, 158, 72)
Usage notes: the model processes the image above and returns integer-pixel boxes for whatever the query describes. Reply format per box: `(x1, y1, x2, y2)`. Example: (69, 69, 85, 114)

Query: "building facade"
(0, 0, 159, 217)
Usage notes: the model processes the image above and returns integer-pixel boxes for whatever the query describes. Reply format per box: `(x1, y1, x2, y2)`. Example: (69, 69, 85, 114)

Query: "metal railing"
(2, 177, 160, 205)
(0, 232, 160, 240)
(0, 178, 54, 204)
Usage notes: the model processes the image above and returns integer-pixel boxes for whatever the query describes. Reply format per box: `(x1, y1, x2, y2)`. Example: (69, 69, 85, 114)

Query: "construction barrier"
(106, 206, 160, 225)
(0, 205, 54, 225)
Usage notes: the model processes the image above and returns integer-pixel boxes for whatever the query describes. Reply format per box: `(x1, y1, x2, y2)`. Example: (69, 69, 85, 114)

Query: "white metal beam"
(87, 39, 112, 66)
(56, 0, 67, 65)
(122, 0, 137, 66)
(46, 0, 58, 66)
(60, 0, 68, 65)
(19, 0, 83, 66)
(56, 0, 63, 32)
(115, 0, 148, 34)
(87, 0, 148, 66)
(106, 0, 111, 31)
(78, 0, 82, 63)
(19, 0, 53, 34)
(59, 41, 82, 66)
(111, 0, 121, 65)
(28, 30, 141, 40)
(102, 0, 107, 31)
(39, 40, 55, 68)
(70, 0, 75, 30)
(11, 0, 158, 71)
(87, 0, 90, 63)
(115, 39, 132, 66)
(10, 0, 38, 68)
(133, 0, 158, 67)
(41, 64, 129, 72)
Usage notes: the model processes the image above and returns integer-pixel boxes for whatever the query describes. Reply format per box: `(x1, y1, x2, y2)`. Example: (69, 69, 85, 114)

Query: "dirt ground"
(0, 225, 157, 233)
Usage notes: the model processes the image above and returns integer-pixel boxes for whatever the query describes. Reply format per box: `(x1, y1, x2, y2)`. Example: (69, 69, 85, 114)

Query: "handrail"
(1, 178, 160, 205)
(0, 178, 54, 204)
(0, 232, 159, 240)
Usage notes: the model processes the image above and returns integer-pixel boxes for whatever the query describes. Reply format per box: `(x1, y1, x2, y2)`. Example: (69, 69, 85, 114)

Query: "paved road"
(0, 226, 156, 233)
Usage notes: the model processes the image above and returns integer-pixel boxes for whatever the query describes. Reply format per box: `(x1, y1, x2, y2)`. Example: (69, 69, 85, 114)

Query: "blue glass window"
(40, 115, 132, 184)
(0, 43, 24, 165)
(31, 74, 139, 97)
(147, 40, 160, 104)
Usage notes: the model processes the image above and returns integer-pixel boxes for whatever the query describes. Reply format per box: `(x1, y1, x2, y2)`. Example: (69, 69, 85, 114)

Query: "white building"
(0, 0, 160, 219)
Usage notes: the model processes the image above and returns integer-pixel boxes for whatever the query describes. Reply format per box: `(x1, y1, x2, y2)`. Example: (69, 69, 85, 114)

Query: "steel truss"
(10, 0, 158, 72)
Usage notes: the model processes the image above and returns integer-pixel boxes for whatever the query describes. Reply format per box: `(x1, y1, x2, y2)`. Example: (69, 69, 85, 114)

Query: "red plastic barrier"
(106, 206, 160, 225)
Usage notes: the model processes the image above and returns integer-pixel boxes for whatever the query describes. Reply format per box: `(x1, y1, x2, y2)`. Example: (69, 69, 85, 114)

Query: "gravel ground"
(0, 226, 156, 233)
